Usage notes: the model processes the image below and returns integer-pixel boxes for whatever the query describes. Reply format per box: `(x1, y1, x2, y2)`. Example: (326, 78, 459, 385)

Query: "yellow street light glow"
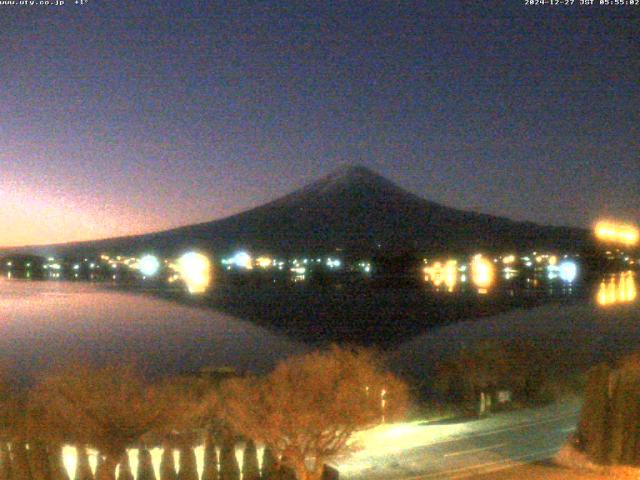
(502, 255, 516, 265)
(595, 221, 639, 246)
(423, 260, 458, 292)
(256, 256, 272, 268)
(177, 252, 211, 294)
(596, 271, 637, 306)
(471, 254, 495, 292)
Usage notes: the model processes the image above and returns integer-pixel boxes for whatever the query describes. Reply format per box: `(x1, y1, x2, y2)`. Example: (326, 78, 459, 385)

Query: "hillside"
(4, 165, 590, 257)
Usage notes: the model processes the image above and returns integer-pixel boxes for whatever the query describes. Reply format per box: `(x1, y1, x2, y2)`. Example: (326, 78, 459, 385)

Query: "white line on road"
(398, 447, 560, 480)
(444, 442, 507, 458)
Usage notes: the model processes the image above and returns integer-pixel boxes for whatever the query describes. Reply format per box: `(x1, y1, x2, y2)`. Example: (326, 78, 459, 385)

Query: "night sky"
(1, 1, 638, 247)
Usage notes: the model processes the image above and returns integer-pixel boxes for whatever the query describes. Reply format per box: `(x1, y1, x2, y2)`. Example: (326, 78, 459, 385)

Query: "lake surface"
(0, 279, 307, 382)
(1, 278, 638, 383)
(394, 288, 640, 380)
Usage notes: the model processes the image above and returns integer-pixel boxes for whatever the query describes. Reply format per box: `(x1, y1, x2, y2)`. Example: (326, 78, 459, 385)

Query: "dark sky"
(1, 1, 638, 247)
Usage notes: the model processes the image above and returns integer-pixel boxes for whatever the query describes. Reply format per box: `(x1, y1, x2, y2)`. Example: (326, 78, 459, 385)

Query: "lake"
(0, 279, 306, 382)
(1, 277, 638, 383)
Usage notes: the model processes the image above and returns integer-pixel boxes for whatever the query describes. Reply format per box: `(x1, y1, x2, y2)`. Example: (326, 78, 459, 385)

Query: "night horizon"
(1, 1, 638, 248)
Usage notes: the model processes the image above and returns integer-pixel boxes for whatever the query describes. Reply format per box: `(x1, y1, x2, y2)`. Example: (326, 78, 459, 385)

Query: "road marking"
(448, 447, 561, 480)
(396, 447, 560, 480)
(444, 442, 507, 458)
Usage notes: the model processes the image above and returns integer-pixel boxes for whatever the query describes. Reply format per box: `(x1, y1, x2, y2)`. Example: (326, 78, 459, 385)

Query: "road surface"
(336, 398, 581, 480)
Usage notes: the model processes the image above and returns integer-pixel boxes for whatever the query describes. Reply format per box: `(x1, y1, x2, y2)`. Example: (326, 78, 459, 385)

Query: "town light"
(559, 260, 578, 283)
(471, 254, 495, 292)
(230, 251, 253, 269)
(256, 256, 272, 268)
(178, 252, 211, 294)
(423, 260, 458, 292)
(138, 254, 160, 277)
(595, 220, 639, 246)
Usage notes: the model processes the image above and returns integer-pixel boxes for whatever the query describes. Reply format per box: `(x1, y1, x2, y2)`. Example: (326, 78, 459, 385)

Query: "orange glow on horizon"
(0, 180, 172, 248)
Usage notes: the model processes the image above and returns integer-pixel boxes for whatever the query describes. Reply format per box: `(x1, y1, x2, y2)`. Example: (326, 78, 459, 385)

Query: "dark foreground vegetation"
(429, 338, 585, 417)
(576, 352, 640, 467)
(0, 346, 408, 480)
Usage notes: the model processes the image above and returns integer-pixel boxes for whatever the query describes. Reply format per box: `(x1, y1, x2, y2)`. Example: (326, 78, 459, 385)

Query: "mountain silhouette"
(5, 165, 589, 257)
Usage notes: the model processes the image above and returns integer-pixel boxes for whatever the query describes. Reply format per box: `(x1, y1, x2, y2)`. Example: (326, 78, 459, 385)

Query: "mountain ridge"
(2, 165, 590, 256)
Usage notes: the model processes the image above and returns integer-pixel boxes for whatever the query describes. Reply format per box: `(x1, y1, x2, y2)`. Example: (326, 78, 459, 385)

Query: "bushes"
(0, 347, 408, 480)
(433, 339, 576, 411)
(217, 345, 408, 480)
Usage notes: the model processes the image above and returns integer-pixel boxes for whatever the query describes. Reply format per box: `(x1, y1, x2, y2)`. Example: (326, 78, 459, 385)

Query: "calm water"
(1, 278, 638, 382)
(0, 279, 306, 381)
(394, 284, 640, 380)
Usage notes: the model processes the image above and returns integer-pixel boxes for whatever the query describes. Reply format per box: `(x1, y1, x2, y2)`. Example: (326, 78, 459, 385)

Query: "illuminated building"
(256, 256, 273, 269)
(423, 260, 458, 292)
(471, 254, 495, 293)
(502, 255, 516, 265)
(595, 221, 639, 246)
(178, 252, 212, 294)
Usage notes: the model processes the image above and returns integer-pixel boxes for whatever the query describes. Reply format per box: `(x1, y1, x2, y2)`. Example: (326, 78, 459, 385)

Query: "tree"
(48, 444, 70, 480)
(75, 446, 94, 480)
(159, 444, 177, 480)
(218, 437, 239, 480)
(261, 447, 278, 480)
(116, 453, 134, 480)
(577, 353, 640, 466)
(30, 364, 177, 480)
(433, 339, 554, 409)
(0, 442, 12, 480)
(241, 440, 260, 480)
(137, 448, 156, 480)
(201, 432, 218, 480)
(176, 440, 198, 480)
(218, 345, 409, 480)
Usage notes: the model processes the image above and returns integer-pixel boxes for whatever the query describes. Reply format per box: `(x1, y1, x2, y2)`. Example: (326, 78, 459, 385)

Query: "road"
(336, 398, 581, 480)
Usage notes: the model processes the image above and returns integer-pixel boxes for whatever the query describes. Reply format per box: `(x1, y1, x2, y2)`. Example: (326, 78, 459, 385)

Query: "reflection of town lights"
(138, 255, 160, 277)
(178, 252, 211, 294)
(443, 260, 457, 292)
(471, 255, 495, 292)
(595, 221, 639, 246)
(559, 260, 577, 283)
(597, 271, 637, 306)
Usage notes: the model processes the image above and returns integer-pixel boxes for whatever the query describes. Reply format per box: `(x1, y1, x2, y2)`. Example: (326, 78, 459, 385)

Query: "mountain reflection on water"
(0, 275, 638, 383)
